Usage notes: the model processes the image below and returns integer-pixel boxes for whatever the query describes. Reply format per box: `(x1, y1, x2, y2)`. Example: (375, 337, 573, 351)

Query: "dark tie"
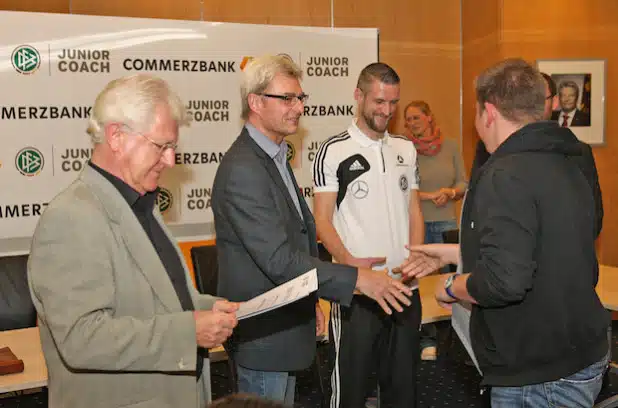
(561, 114, 569, 127)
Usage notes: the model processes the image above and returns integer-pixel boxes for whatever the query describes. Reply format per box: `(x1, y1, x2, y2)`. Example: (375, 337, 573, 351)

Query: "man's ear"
(247, 93, 263, 116)
(105, 123, 124, 152)
(353, 88, 363, 104)
(483, 102, 498, 127)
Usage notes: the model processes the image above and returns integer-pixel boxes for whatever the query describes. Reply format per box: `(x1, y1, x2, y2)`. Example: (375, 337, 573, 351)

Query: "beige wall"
(0, 0, 463, 270)
(0, 0, 463, 140)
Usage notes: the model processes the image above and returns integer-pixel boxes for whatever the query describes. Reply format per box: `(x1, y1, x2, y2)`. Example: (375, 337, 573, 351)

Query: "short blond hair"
(240, 55, 303, 120)
(87, 74, 189, 144)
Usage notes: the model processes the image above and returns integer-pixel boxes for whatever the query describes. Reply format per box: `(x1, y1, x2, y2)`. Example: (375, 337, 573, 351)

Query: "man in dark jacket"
(404, 59, 610, 407)
(471, 72, 603, 238)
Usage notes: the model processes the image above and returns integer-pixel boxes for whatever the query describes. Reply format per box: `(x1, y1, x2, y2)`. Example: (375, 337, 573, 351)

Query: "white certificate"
(450, 263, 482, 374)
(451, 302, 482, 375)
(237, 268, 318, 320)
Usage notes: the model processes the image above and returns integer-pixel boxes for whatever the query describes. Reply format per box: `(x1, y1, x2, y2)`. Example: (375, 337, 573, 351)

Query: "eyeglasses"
(123, 126, 178, 153)
(139, 132, 178, 153)
(259, 93, 309, 106)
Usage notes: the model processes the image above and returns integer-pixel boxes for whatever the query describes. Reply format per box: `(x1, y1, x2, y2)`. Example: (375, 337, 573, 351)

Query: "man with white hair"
(28, 74, 238, 408)
(212, 55, 414, 403)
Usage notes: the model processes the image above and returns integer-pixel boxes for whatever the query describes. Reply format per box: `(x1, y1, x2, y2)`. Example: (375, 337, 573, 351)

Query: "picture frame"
(536, 59, 606, 146)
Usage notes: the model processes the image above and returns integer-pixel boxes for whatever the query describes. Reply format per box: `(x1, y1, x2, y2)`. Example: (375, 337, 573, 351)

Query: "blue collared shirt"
(245, 123, 303, 219)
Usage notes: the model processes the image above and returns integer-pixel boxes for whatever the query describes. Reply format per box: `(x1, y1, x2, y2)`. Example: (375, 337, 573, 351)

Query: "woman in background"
(403, 100, 467, 361)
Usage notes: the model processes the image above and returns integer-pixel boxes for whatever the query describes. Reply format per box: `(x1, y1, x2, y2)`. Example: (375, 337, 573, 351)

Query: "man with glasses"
(212, 55, 414, 402)
(28, 74, 239, 408)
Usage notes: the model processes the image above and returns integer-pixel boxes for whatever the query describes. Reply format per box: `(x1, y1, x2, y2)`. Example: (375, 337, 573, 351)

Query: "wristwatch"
(444, 274, 458, 301)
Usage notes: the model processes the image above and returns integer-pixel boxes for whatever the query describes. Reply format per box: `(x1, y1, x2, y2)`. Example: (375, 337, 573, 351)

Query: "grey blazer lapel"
(81, 166, 182, 312)
(241, 130, 305, 225)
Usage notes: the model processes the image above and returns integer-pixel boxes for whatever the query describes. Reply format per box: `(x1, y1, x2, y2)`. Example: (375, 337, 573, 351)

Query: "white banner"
(0, 11, 377, 255)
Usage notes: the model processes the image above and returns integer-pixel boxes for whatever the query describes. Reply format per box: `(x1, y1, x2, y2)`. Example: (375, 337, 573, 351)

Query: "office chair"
(0, 254, 37, 331)
(190, 245, 237, 393)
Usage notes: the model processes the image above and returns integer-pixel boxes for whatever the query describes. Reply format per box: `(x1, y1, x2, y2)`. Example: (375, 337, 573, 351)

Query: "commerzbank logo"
(157, 188, 173, 213)
(240, 57, 254, 71)
(15, 147, 44, 176)
(11, 45, 41, 75)
(240, 54, 294, 71)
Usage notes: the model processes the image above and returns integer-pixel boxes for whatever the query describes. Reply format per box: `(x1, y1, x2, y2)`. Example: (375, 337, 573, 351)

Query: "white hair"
(86, 74, 189, 144)
(240, 54, 303, 120)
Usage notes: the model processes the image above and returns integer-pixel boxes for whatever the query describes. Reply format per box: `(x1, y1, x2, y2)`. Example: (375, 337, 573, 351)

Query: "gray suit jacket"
(27, 165, 218, 408)
(212, 127, 357, 372)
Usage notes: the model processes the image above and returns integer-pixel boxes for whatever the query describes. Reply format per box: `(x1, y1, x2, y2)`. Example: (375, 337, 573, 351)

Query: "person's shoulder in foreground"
(208, 394, 285, 408)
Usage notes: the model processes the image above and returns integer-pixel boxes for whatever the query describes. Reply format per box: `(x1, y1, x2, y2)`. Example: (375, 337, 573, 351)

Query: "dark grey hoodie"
(462, 121, 610, 386)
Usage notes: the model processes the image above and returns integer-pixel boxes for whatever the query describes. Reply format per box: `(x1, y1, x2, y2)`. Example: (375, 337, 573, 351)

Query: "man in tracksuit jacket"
(403, 58, 610, 408)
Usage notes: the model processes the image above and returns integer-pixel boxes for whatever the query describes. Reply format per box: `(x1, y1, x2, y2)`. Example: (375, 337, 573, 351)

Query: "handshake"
(350, 250, 441, 315)
(192, 247, 447, 348)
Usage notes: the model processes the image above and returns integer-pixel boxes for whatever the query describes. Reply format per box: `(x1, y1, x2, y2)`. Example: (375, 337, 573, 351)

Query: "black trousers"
(329, 291, 422, 408)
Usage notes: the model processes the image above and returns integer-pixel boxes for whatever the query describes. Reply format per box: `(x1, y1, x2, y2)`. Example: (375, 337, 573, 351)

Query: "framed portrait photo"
(536, 59, 606, 146)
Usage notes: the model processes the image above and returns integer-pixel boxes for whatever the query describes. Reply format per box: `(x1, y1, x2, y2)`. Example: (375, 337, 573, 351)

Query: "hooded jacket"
(462, 121, 610, 386)
(471, 138, 603, 238)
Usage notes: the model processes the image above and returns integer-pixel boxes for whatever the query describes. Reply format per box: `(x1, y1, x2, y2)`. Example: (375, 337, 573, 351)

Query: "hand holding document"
(237, 269, 318, 320)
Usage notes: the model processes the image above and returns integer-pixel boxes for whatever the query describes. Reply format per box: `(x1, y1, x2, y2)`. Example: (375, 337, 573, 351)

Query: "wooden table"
(598, 264, 618, 312)
(0, 267, 614, 394)
(418, 274, 452, 323)
(0, 327, 47, 393)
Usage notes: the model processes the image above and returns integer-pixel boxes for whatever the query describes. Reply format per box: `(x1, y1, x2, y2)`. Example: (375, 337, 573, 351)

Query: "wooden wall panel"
(461, 0, 502, 173)
(333, 0, 459, 43)
(501, 0, 618, 266)
(383, 51, 461, 141)
(335, 0, 462, 142)
(202, 0, 331, 26)
(70, 0, 202, 20)
(0, 0, 69, 13)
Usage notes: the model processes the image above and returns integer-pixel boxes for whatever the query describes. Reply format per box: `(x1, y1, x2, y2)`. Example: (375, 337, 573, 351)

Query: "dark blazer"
(211, 127, 357, 372)
(551, 109, 591, 126)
